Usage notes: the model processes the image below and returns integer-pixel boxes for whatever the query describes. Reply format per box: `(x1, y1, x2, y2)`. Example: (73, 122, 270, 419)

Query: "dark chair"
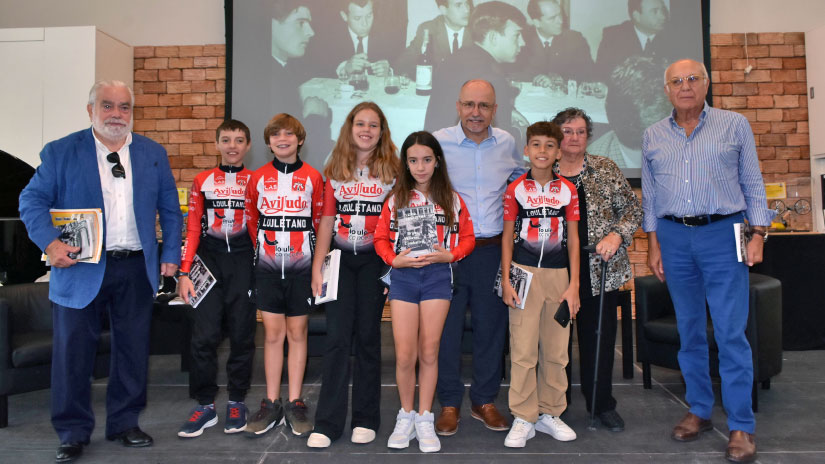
(634, 273, 782, 412)
(0, 283, 111, 428)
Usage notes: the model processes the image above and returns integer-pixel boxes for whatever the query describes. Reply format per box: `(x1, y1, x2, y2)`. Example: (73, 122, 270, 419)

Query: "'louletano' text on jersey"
(246, 158, 323, 276)
(503, 171, 580, 268)
(323, 168, 394, 254)
(180, 165, 253, 273)
(374, 189, 475, 265)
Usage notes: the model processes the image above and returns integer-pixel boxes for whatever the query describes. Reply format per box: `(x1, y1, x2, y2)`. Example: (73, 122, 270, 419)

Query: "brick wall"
(132, 34, 810, 310)
(132, 45, 227, 185)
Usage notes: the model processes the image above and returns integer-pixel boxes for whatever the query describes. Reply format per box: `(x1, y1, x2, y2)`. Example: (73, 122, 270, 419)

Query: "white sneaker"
(351, 427, 376, 444)
(307, 432, 331, 448)
(414, 411, 441, 453)
(504, 417, 536, 448)
(387, 408, 416, 449)
(536, 414, 577, 441)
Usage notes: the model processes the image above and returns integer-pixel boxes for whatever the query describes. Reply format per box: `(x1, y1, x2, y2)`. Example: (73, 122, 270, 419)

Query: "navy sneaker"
(224, 402, 248, 434)
(178, 405, 218, 438)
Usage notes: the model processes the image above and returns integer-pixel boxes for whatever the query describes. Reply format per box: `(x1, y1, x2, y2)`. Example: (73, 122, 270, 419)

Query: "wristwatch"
(175, 270, 190, 278)
(751, 227, 768, 243)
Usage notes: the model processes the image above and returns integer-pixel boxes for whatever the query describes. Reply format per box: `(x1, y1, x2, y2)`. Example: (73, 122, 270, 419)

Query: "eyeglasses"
(561, 128, 588, 138)
(458, 101, 494, 112)
(107, 152, 126, 179)
(667, 74, 706, 88)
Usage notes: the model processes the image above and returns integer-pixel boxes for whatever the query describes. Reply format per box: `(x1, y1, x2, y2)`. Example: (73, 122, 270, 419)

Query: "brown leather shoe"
(470, 403, 509, 431)
(671, 412, 713, 441)
(435, 407, 460, 436)
(726, 430, 756, 462)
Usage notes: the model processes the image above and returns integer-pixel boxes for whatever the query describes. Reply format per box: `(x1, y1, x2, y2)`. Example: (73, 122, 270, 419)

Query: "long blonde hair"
(324, 101, 399, 184)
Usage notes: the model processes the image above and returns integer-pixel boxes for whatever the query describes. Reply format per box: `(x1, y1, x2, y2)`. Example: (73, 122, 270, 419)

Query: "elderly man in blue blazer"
(19, 80, 182, 463)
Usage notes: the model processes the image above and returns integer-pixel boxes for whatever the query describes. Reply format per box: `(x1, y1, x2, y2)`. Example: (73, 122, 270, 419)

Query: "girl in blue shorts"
(374, 131, 475, 453)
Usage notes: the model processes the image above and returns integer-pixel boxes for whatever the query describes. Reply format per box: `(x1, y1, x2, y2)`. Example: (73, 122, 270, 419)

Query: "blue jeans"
(437, 243, 508, 407)
(657, 214, 755, 433)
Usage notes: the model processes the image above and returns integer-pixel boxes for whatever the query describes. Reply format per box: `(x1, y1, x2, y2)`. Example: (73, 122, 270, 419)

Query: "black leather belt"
(663, 212, 741, 227)
(106, 249, 143, 259)
(475, 234, 502, 247)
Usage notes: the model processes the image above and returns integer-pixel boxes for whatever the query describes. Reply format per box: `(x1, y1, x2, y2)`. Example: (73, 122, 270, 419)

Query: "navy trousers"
(51, 253, 154, 444)
(437, 243, 508, 407)
(657, 214, 755, 433)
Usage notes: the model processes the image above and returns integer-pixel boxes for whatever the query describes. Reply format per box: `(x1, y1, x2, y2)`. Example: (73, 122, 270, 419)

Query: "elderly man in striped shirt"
(641, 58, 774, 463)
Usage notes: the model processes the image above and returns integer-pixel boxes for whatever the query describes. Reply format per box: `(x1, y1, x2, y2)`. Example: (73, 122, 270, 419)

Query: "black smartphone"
(554, 300, 571, 328)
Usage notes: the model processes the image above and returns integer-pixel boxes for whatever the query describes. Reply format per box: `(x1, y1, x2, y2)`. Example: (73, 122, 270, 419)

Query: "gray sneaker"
(244, 399, 284, 438)
(284, 399, 313, 437)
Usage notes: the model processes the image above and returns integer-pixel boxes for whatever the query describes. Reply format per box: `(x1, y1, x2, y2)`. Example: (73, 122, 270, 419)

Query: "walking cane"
(583, 244, 609, 431)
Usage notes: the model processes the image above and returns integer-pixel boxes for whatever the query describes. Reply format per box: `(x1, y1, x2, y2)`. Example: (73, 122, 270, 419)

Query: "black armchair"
(634, 273, 782, 412)
(0, 282, 111, 427)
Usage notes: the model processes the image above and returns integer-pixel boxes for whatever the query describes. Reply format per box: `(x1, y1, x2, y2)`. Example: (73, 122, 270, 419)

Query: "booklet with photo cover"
(315, 249, 342, 304)
(170, 254, 216, 309)
(493, 263, 534, 310)
(734, 222, 751, 263)
(396, 204, 437, 258)
(41, 208, 103, 265)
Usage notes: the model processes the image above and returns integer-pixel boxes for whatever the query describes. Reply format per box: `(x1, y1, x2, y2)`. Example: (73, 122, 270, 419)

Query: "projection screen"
(230, 0, 707, 181)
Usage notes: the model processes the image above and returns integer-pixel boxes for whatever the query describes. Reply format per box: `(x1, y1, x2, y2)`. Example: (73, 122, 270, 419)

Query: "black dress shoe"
(56, 442, 83, 462)
(107, 427, 154, 447)
(598, 410, 625, 432)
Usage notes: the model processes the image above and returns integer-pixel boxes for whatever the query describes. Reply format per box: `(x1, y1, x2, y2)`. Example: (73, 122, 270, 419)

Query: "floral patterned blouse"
(554, 153, 642, 296)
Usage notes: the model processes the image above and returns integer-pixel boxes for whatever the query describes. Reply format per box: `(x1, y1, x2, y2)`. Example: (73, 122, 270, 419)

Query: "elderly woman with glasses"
(550, 107, 642, 432)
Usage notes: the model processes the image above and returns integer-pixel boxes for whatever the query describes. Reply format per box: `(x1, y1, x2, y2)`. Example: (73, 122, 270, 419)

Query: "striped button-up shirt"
(641, 102, 775, 232)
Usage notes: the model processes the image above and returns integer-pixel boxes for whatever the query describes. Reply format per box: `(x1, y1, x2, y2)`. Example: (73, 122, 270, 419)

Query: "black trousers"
(189, 246, 256, 404)
(576, 289, 619, 414)
(313, 251, 385, 441)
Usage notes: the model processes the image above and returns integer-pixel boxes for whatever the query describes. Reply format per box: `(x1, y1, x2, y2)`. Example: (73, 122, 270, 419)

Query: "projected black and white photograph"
(231, 0, 704, 178)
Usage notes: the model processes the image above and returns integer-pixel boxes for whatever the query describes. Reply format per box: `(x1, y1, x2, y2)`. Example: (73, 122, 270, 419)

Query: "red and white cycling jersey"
(374, 189, 475, 265)
(180, 165, 252, 273)
(503, 171, 579, 268)
(246, 158, 323, 277)
(323, 168, 394, 254)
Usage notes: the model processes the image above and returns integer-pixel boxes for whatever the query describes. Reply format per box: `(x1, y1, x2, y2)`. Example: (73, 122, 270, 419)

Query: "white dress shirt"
(445, 24, 465, 54)
(92, 128, 142, 251)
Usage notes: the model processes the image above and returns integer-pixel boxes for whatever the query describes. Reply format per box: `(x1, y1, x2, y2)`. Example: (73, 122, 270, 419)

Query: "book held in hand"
(315, 249, 342, 304)
(493, 263, 534, 310)
(41, 208, 103, 264)
(173, 254, 216, 309)
(734, 222, 750, 263)
(396, 204, 437, 258)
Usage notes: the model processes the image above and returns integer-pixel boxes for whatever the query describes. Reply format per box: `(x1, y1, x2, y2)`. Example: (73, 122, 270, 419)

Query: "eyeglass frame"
(666, 74, 707, 88)
(106, 152, 126, 179)
(458, 100, 495, 112)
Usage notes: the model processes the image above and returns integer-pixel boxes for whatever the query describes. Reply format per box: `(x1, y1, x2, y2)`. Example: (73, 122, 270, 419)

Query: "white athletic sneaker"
(387, 408, 416, 449)
(351, 427, 376, 444)
(536, 414, 577, 441)
(414, 411, 441, 453)
(504, 417, 536, 448)
(306, 432, 331, 448)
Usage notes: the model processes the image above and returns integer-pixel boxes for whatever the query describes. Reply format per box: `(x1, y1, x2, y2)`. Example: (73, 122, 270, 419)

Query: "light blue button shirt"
(434, 124, 526, 237)
(642, 102, 775, 232)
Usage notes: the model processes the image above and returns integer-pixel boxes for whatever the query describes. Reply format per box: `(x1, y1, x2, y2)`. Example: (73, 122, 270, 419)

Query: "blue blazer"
(19, 128, 182, 308)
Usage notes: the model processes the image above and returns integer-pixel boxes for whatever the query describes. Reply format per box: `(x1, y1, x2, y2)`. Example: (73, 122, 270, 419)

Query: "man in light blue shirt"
(642, 59, 773, 463)
(433, 79, 525, 436)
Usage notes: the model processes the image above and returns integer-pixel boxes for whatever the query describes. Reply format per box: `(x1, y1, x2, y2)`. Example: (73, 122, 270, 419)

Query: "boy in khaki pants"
(500, 121, 580, 448)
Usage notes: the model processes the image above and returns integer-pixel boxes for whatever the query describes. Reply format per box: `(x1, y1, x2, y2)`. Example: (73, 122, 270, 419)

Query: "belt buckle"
(682, 216, 697, 227)
(110, 250, 129, 258)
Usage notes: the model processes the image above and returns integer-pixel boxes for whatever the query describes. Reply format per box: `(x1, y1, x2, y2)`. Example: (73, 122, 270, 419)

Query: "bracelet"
(175, 271, 190, 278)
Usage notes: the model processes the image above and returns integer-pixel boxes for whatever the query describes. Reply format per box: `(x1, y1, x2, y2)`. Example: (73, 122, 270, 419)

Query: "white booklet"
(493, 263, 534, 310)
(170, 254, 216, 308)
(315, 249, 342, 304)
(41, 208, 104, 264)
(734, 222, 749, 263)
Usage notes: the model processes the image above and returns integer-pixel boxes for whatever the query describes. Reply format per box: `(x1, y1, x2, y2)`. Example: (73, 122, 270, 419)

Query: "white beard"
(92, 113, 133, 142)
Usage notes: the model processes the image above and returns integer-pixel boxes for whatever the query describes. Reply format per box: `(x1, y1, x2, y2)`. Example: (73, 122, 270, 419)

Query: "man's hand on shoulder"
(45, 239, 80, 268)
(160, 262, 178, 277)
